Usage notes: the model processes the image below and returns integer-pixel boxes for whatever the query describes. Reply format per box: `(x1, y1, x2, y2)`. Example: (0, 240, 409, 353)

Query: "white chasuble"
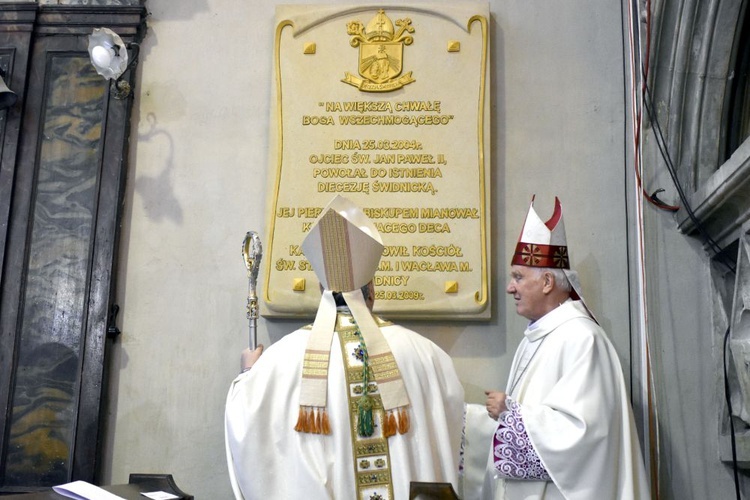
(482, 301, 650, 500)
(225, 313, 464, 499)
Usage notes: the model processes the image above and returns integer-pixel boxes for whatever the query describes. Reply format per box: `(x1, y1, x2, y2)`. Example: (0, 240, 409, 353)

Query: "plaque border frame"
(263, 8, 490, 320)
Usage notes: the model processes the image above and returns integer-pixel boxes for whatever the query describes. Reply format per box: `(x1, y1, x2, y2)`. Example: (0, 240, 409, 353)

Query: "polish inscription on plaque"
(263, 3, 490, 319)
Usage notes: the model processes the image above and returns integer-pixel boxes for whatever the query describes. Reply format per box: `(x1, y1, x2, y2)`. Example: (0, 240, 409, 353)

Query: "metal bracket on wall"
(107, 304, 121, 339)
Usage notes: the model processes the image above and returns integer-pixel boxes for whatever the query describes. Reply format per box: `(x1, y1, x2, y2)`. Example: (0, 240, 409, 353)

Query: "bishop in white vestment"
(478, 197, 650, 500)
(225, 195, 464, 499)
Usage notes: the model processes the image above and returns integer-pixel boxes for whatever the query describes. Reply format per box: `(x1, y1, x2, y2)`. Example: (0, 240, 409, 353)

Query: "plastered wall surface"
(639, 137, 741, 497)
(102, 1, 634, 497)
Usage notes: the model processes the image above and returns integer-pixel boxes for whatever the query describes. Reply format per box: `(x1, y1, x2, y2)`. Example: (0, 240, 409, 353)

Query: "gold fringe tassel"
(384, 410, 397, 438)
(298, 406, 407, 436)
(314, 409, 322, 434)
(295, 407, 332, 435)
(398, 408, 410, 434)
(321, 409, 331, 435)
(294, 407, 307, 432)
(306, 408, 315, 432)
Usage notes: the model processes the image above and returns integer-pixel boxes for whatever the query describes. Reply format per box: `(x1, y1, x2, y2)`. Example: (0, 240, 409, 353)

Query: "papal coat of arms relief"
(342, 9, 416, 92)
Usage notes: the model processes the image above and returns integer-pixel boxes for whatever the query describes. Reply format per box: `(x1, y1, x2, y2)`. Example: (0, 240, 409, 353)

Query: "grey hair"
(332, 282, 373, 306)
(533, 267, 573, 293)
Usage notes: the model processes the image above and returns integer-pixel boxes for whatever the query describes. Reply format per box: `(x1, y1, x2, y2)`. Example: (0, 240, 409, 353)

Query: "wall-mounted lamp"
(0, 68, 17, 110)
(88, 27, 140, 100)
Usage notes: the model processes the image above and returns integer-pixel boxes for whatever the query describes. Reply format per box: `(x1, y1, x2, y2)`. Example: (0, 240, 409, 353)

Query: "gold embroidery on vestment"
(301, 368, 329, 377)
(337, 314, 394, 500)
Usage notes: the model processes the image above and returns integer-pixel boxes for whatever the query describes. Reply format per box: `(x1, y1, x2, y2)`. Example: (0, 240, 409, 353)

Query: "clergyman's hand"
(240, 345, 264, 373)
(484, 390, 508, 420)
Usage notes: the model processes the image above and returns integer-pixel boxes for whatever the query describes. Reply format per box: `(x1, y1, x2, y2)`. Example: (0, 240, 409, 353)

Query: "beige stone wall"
(102, 1, 634, 498)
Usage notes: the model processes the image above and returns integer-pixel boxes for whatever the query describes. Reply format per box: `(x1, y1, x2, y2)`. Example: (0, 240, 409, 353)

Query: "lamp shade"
(0, 73, 17, 109)
(88, 28, 128, 81)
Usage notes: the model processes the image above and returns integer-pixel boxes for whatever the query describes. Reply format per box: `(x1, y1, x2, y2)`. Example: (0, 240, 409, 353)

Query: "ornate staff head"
(242, 231, 263, 348)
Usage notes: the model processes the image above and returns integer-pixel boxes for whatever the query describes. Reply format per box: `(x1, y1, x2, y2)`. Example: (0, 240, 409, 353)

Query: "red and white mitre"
(511, 196, 596, 321)
(511, 196, 570, 270)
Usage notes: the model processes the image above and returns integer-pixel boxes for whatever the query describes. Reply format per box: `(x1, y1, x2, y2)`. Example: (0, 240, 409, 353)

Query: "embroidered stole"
(337, 314, 395, 500)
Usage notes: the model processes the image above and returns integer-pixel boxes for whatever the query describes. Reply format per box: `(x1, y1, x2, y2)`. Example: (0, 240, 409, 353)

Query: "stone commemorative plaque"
(262, 3, 491, 319)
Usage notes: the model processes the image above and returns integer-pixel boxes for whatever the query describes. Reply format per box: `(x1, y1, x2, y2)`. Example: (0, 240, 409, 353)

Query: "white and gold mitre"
(301, 195, 384, 292)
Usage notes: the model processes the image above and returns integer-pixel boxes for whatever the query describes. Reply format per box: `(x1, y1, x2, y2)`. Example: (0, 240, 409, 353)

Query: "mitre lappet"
(512, 195, 596, 321)
(297, 195, 410, 437)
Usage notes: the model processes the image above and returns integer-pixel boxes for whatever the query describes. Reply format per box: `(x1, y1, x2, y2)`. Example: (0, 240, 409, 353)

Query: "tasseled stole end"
(383, 407, 410, 438)
(294, 406, 331, 435)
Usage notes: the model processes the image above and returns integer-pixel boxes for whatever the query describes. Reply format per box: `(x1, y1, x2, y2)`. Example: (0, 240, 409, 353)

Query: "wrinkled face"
(506, 265, 547, 321)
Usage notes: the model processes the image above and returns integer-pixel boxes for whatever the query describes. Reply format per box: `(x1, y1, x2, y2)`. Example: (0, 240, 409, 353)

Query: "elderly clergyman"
(479, 197, 650, 499)
(225, 195, 464, 499)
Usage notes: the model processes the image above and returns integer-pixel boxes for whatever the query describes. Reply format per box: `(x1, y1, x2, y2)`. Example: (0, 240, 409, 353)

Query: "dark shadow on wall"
(133, 112, 183, 225)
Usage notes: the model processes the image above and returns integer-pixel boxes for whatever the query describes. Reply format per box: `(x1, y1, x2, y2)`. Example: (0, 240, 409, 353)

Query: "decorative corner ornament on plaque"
(342, 9, 416, 92)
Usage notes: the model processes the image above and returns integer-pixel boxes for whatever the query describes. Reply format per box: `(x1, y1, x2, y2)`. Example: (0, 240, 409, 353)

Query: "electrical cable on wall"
(631, 0, 679, 214)
(641, 85, 737, 274)
(624, 1, 661, 498)
(724, 326, 742, 500)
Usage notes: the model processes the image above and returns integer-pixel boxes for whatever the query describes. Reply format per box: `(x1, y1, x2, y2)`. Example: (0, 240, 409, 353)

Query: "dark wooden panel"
(4, 53, 107, 488)
(0, 4, 146, 492)
(0, 5, 39, 494)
